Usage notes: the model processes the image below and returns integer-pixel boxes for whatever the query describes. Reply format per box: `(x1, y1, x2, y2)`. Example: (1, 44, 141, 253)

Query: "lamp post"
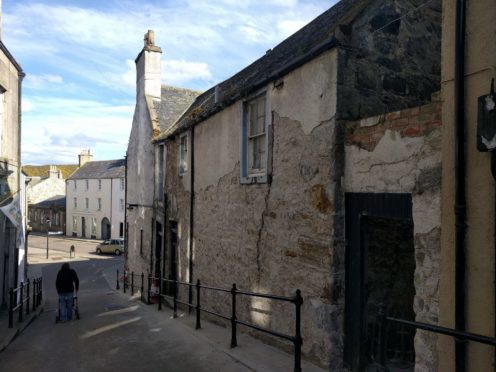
(46, 217, 51, 259)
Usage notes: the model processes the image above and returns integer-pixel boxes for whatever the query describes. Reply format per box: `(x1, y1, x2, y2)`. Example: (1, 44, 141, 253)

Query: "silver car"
(96, 239, 124, 255)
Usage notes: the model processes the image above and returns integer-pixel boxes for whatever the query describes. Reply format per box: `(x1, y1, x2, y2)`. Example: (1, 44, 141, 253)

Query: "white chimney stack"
(135, 30, 162, 100)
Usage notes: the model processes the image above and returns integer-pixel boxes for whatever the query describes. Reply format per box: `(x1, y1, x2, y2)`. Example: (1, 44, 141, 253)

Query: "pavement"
(0, 236, 326, 372)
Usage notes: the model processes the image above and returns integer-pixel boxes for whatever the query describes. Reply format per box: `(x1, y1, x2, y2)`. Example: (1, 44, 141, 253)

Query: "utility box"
(477, 79, 496, 151)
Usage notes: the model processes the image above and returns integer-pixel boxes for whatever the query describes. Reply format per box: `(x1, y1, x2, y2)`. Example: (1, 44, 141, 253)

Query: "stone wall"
(163, 50, 342, 368)
(344, 97, 442, 371)
(338, 0, 441, 120)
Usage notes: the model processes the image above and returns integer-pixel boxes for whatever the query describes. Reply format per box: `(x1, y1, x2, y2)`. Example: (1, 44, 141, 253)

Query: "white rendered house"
(66, 154, 125, 240)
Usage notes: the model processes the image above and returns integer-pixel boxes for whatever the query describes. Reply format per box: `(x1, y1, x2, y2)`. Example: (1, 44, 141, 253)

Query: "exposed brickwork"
(345, 101, 442, 151)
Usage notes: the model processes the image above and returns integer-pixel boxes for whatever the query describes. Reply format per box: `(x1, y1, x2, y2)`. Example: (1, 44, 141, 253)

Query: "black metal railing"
(116, 269, 146, 302)
(118, 270, 303, 372)
(8, 277, 43, 328)
(376, 305, 496, 370)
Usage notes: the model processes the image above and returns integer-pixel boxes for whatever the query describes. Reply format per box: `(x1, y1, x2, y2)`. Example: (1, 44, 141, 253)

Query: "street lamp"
(46, 217, 51, 259)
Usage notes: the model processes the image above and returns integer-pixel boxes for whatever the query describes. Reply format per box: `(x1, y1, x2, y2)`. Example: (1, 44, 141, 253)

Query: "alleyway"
(0, 236, 322, 372)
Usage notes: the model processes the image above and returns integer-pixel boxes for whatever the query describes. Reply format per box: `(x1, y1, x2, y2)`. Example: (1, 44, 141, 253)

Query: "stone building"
(126, 30, 199, 276)
(126, 0, 443, 370)
(22, 164, 77, 233)
(66, 151, 125, 240)
(0, 6, 25, 309)
(28, 195, 66, 234)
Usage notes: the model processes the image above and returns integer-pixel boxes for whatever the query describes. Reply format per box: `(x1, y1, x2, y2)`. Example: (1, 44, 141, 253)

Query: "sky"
(2, 0, 334, 165)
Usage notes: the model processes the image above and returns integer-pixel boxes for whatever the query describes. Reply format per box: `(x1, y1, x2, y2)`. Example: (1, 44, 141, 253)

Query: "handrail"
(8, 277, 43, 328)
(119, 270, 303, 372)
(376, 305, 496, 368)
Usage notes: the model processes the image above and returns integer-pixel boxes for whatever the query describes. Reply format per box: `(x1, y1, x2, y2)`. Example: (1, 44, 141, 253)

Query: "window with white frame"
(179, 134, 188, 175)
(120, 178, 125, 190)
(73, 216, 77, 233)
(241, 92, 269, 183)
(97, 198, 102, 211)
(156, 144, 165, 201)
(98, 179, 102, 190)
(120, 198, 124, 212)
(73, 197, 77, 208)
(85, 179, 89, 190)
(85, 198, 89, 209)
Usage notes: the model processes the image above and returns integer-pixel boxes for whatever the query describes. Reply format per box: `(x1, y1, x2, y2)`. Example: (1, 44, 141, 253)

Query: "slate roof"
(158, 0, 367, 141)
(154, 86, 201, 133)
(23, 164, 79, 179)
(33, 195, 66, 208)
(68, 159, 125, 180)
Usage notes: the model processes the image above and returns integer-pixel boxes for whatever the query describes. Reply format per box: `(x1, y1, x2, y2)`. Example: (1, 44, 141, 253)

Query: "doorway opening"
(344, 193, 415, 371)
(101, 217, 111, 239)
(165, 221, 178, 296)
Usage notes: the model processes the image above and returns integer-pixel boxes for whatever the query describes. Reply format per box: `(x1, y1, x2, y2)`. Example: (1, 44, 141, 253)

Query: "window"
(140, 229, 143, 255)
(41, 212, 44, 225)
(34, 210, 38, 222)
(98, 179, 102, 190)
(72, 216, 77, 232)
(97, 198, 102, 211)
(85, 179, 89, 190)
(156, 145, 165, 201)
(85, 198, 89, 209)
(241, 93, 269, 183)
(74, 180, 77, 190)
(74, 197, 77, 208)
(91, 218, 97, 236)
(179, 134, 188, 175)
(119, 222, 124, 237)
(119, 198, 124, 212)
(120, 178, 125, 191)
(55, 213, 59, 226)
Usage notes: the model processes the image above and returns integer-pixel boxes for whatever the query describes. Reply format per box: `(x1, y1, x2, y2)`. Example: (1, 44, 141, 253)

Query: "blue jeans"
(59, 292, 74, 321)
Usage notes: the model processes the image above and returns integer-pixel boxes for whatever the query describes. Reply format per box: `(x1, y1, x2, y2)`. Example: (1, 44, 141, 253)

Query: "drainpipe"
(17, 71, 24, 282)
(124, 154, 128, 261)
(454, 0, 467, 371)
(188, 126, 195, 311)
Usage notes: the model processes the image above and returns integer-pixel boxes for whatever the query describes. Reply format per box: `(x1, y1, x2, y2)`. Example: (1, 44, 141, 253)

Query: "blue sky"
(2, 0, 334, 165)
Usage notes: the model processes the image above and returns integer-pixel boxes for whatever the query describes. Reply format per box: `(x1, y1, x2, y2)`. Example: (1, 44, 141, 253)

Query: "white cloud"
(24, 74, 63, 89)
(22, 99, 34, 113)
(162, 60, 213, 86)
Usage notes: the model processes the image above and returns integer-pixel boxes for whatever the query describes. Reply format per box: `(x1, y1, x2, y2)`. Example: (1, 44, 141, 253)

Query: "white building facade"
(66, 159, 125, 240)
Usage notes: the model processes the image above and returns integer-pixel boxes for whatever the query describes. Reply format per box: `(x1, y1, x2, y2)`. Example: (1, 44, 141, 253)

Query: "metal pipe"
(454, 0, 467, 370)
(188, 127, 195, 310)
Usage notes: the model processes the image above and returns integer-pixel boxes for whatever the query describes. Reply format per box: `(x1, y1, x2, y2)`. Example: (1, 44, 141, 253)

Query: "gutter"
(454, 0, 467, 370)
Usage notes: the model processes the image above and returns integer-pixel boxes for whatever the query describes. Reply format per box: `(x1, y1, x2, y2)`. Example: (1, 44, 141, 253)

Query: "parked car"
(96, 239, 124, 255)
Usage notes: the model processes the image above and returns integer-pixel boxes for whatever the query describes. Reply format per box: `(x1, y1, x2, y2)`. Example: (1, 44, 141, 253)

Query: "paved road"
(0, 244, 250, 372)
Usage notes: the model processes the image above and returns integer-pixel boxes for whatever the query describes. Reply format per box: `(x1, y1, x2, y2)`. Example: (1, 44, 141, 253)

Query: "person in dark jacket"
(55, 263, 79, 321)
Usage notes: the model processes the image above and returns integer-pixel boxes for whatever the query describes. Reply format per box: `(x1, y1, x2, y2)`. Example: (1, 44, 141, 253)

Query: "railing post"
(19, 282, 24, 322)
(39, 277, 43, 303)
(294, 289, 303, 372)
(377, 303, 387, 371)
(196, 279, 201, 330)
(230, 283, 238, 348)
(131, 272, 135, 296)
(32, 279, 37, 312)
(116, 269, 120, 290)
(147, 272, 151, 304)
(8, 288, 14, 328)
(141, 272, 144, 302)
(173, 279, 178, 318)
(158, 271, 162, 311)
(26, 279, 30, 315)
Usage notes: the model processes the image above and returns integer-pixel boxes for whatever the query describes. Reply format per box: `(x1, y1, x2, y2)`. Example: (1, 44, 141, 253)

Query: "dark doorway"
(344, 193, 415, 371)
(166, 221, 178, 296)
(81, 217, 86, 238)
(101, 217, 111, 239)
(155, 222, 162, 278)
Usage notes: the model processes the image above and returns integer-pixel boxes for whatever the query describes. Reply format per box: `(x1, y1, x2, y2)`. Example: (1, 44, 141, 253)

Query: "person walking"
(55, 263, 79, 322)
